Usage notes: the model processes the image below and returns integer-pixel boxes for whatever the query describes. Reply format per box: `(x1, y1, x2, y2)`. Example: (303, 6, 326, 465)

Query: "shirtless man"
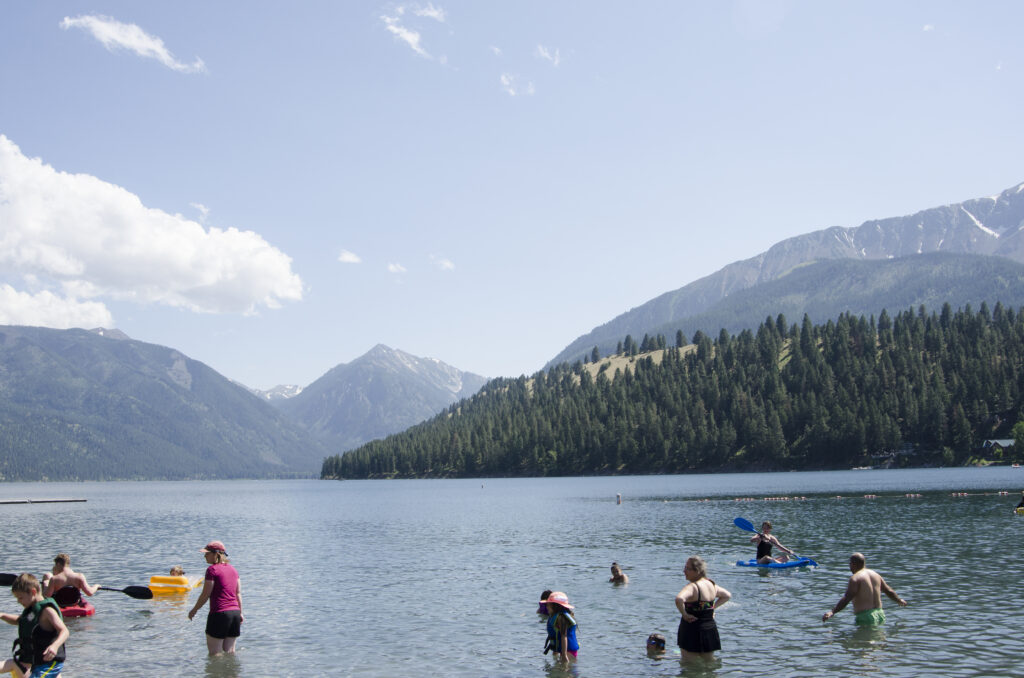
(609, 562, 629, 584)
(42, 553, 99, 606)
(822, 552, 906, 625)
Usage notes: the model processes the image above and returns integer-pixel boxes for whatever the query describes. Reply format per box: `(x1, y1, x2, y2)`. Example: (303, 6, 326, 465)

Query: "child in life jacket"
(541, 591, 579, 663)
(1, 573, 70, 678)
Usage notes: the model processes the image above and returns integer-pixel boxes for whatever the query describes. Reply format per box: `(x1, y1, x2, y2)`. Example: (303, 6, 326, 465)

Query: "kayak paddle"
(733, 517, 818, 566)
(0, 573, 16, 586)
(98, 585, 154, 600)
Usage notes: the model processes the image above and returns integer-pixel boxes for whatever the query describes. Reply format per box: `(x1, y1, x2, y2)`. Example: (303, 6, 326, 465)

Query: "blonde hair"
(12, 573, 40, 595)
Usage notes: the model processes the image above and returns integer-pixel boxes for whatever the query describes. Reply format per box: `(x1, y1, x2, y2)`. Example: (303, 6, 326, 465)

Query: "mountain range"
(0, 325, 327, 480)
(273, 344, 488, 452)
(4, 181, 1024, 480)
(548, 181, 1024, 367)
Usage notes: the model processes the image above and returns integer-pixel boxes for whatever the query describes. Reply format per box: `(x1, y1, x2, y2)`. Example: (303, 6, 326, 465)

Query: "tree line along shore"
(322, 303, 1024, 479)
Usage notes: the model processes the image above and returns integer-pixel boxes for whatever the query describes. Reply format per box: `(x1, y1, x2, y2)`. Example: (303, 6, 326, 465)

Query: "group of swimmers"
(538, 522, 908, 664)
(1, 540, 242, 677)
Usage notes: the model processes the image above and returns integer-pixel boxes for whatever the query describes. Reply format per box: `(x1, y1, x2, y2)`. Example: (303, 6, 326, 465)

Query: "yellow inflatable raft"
(149, 575, 202, 595)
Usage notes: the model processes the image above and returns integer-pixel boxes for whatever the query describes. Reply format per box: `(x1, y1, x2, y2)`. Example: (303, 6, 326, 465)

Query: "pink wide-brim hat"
(540, 591, 574, 610)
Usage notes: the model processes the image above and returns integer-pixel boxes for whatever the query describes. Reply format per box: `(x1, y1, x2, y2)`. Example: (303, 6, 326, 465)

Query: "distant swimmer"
(822, 552, 906, 625)
(609, 562, 629, 584)
(42, 553, 99, 608)
(1016, 491, 1024, 513)
(751, 521, 796, 564)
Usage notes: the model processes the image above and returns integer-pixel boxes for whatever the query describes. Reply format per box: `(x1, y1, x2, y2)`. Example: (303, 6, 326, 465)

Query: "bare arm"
(237, 579, 243, 621)
(822, 577, 859, 621)
(770, 535, 795, 555)
(675, 584, 695, 621)
(880, 577, 907, 607)
(0, 612, 19, 625)
(713, 585, 731, 610)
(39, 607, 68, 662)
(188, 579, 214, 620)
(78, 574, 99, 596)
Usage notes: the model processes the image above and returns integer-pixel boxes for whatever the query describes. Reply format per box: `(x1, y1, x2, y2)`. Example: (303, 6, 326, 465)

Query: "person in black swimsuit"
(752, 521, 796, 564)
(675, 556, 731, 656)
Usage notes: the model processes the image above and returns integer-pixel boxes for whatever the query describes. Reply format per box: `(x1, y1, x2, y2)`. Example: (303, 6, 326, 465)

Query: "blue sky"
(1, 2, 1022, 389)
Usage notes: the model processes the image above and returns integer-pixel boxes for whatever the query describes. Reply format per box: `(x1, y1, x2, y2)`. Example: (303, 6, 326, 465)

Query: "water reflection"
(204, 653, 241, 678)
(676, 652, 722, 675)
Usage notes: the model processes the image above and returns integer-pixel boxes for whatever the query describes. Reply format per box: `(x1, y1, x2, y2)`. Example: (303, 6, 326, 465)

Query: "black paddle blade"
(0, 573, 16, 586)
(122, 585, 154, 599)
(98, 585, 154, 600)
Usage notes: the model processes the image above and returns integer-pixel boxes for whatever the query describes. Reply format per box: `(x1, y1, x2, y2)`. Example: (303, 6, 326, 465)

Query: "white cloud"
(433, 257, 455, 271)
(0, 285, 113, 328)
(922, 24, 935, 32)
(338, 249, 362, 264)
(490, 45, 502, 57)
(190, 202, 209, 223)
(381, 14, 430, 58)
(500, 73, 535, 97)
(0, 135, 302, 321)
(536, 45, 561, 67)
(387, 263, 407, 274)
(413, 3, 446, 22)
(60, 15, 206, 73)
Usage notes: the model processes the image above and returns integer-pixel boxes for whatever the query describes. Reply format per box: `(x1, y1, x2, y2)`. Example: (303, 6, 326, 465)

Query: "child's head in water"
(646, 633, 666, 655)
(169, 565, 185, 577)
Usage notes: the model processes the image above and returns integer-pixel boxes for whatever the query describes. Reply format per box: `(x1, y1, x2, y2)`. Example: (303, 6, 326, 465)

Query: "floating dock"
(0, 498, 87, 504)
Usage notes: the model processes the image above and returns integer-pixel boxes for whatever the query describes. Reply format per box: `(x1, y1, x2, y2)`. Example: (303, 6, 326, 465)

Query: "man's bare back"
(42, 554, 98, 599)
(822, 552, 906, 622)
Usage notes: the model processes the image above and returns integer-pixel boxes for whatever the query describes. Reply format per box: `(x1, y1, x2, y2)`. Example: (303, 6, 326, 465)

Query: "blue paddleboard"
(736, 557, 817, 569)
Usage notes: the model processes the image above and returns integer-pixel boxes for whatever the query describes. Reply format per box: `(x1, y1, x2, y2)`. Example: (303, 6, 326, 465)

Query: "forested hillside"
(324, 303, 1024, 479)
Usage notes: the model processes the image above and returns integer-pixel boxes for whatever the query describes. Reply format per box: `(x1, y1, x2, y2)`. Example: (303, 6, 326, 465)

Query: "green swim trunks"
(854, 608, 886, 626)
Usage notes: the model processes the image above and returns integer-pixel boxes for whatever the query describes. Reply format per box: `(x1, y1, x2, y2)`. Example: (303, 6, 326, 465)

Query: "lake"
(1, 467, 1022, 677)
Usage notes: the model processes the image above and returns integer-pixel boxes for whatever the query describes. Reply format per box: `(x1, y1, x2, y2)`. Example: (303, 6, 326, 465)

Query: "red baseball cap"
(200, 540, 228, 556)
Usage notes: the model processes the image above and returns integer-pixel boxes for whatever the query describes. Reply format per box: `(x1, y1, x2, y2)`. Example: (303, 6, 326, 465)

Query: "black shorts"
(206, 610, 242, 639)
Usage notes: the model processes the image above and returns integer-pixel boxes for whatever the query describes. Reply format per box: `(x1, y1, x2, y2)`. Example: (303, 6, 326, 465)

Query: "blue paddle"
(733, 517, 818, 566)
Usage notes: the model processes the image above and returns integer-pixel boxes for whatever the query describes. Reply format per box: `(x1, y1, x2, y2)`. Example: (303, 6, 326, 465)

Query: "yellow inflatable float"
(149, 575, 202, 595)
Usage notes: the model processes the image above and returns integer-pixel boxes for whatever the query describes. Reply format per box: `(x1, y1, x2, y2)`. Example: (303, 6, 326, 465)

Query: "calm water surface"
(1, 468, 1022, 677)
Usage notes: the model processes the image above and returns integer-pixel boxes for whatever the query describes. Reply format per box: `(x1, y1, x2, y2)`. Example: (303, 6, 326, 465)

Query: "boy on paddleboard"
(821, 552, 907, 625)
(1, 573, 69, 677)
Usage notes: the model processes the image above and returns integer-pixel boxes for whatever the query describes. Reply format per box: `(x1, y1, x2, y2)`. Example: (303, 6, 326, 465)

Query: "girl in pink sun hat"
(541, 591, 579, 663)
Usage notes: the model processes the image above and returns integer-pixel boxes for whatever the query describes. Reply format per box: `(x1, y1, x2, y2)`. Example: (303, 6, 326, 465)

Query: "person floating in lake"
(822, 552, 907, 626)
(646, 633, 666, 657)
(540, 591, 579, 663)
(609, 562, 629, 584)
(188, 541, 243, 656)
(1015, 491, 1024, 513)
(752, 521, 796, 564)
(42, 553, 98, 611)
(1, 573, 70, 678)
(169, 566, 185, 577)
(675, 556, 730, 657)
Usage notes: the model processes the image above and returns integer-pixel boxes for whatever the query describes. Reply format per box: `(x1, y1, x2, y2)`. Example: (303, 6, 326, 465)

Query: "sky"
(1, 2, 1023, 390)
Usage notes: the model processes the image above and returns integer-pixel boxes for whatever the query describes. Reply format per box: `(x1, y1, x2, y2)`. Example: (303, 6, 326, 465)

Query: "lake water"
(1, 467, 1023, 677)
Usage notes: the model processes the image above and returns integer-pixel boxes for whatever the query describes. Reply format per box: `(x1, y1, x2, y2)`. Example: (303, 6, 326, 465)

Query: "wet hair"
(53, 553, 70, 568)
(611, 562, 621, 572)
(12, 573, 40, 595)
(761, 521, 773, 530)
(646, 633, 666, 650)
(169, 565, 185, 576)
(685, 556, 708, 579)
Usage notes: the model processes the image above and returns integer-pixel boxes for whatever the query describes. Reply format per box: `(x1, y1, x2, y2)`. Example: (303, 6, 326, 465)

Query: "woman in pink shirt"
(188, 540, 243, 656)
